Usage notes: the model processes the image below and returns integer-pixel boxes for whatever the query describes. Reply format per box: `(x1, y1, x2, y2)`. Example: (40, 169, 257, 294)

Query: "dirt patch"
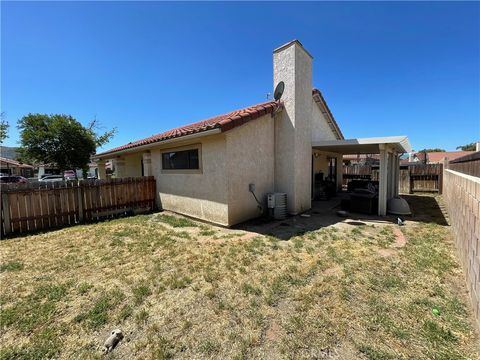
(378, 248, 395, 257)
(265, 320, 280, 341)
(392, 226, 407, 248)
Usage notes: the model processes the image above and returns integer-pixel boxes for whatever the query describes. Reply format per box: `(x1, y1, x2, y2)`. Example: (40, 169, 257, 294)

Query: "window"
(162, 149, 199, 170)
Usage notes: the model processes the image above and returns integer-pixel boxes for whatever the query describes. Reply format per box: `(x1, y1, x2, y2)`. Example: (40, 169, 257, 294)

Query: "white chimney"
(273, 40, 313, 214)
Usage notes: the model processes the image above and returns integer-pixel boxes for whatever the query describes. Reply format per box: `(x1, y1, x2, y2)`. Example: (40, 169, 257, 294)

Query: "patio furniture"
(350, 189, 378, 215)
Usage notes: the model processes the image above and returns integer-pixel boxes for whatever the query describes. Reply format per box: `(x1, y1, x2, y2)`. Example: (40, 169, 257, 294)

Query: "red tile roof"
(96, 101, 280, 156)
(426, 151, 475, 163)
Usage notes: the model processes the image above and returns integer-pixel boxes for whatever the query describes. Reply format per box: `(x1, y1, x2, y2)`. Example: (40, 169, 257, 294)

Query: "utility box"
(267, 193, 287, 220)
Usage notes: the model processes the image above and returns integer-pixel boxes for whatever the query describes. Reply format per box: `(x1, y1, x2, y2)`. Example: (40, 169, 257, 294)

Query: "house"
(94, 40, 411, 226)
(0, 157, 34, 178)
(402, 150, 475, 165)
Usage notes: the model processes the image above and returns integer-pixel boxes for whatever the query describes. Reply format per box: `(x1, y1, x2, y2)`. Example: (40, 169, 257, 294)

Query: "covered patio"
(313, 136, 412, 216)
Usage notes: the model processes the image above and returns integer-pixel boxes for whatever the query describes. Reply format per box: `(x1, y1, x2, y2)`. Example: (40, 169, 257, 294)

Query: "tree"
(456, 143, 476, 151)
(418, 148, 446, 153)
(0, 112, 9, 144)
(18, 114, 116, 174)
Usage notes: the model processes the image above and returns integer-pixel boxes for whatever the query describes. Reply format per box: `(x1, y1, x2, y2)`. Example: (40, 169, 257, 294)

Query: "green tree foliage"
(0, 112, 9, 144)
(18, 114, 116, 172)
(456, 143, 476, 151)
(418, 148, 446, 153)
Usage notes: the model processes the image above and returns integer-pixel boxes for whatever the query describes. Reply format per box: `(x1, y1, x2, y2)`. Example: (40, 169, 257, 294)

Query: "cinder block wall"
(443, 169, 480, 329)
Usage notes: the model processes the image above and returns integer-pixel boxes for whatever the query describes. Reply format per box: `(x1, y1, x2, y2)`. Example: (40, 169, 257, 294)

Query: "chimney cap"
(273, 39, 314, 59)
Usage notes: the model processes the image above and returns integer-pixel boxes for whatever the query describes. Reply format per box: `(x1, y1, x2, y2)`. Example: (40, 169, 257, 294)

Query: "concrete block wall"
(443, 169, 480, 329)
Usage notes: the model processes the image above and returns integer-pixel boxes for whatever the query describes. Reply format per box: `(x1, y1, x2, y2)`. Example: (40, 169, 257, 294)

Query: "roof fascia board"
(312, 91, 344, 140)
(94, 128, 222, 160)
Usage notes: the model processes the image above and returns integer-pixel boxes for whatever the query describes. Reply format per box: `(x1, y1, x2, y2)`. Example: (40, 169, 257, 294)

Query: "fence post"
(409, 168, 414, 194)
(2, 192, 11, 235)
(77, 184, 84, 223)
(439, 162, 444, 195)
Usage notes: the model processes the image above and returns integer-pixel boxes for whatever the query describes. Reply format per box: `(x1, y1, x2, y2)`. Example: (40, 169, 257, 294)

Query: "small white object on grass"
(397, 217, 405, 226)
(103, 329, 124, 353)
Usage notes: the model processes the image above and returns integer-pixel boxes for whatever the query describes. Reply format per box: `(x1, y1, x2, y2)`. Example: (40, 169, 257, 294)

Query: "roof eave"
(312, 89, 344, 140)
(93, 128, 222, 160)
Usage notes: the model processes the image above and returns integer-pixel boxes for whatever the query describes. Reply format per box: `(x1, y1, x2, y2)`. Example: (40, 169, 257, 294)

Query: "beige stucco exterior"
(312, 99, 338, 142)
(273, 41, 313, 214)
(95, 40, 346, 226)
(104, 113, 276, 226)
(151, 134, 229, 225)
(226, 113, 275, 225)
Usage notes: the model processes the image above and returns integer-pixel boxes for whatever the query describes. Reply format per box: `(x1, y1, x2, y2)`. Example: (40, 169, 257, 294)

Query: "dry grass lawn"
(1, 196, 479, 359)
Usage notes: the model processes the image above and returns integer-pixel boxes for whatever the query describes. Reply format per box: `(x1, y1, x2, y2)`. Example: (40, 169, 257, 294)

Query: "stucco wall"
(117, 134, 229, 226)
(226, 113, 275, 225)
(124, 153, 143, 177)
(312, 100, 338, 142)
(273, 41, 312, 214)
(150, 135, 229, 225)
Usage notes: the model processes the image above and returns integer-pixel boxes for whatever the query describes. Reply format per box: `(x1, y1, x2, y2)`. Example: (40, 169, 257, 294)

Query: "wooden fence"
(448, 152, 480, 177)
(0, 177, 156, 237)
(342, 163, 443, 194)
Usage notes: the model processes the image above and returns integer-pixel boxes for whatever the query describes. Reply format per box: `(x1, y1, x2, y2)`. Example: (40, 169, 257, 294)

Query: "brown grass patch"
(1, 200, 478, 359)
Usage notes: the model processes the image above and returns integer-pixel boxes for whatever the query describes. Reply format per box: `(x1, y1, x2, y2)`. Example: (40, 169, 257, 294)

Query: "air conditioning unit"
(267, 193, 287, 220)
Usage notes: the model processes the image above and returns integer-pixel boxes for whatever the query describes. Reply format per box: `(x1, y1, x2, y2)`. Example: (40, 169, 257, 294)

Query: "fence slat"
(2, 193, 11, 235)
(0, 177, 156, 236)
(343, 164, 443, 193)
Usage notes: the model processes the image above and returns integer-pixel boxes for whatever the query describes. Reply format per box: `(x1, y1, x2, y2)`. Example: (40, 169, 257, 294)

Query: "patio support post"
(97, 160, 107, 180)
(387, 152, 392, 199)
(394, 153, 400, 197)
(378, 144, 388, 216)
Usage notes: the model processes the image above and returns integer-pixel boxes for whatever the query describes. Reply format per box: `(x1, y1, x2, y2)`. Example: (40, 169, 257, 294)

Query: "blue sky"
(2, 1, 479, 152)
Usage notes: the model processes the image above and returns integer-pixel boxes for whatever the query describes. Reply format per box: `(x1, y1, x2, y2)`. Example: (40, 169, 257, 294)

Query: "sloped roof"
(312, 88, 344, 140)
(96, 88, 344, 157)
(0, 157, 33, 168)
(96, 101, 280, 156)
(426, 151, 475, 163)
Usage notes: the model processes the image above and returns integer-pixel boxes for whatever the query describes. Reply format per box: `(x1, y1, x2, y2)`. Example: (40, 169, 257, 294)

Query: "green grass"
(74, 289, 125, 329)
(157, 214, 197, 227)
(0, 198, 478, 359)
(0, 260, 24, 272)
(132, 284, 152, 304)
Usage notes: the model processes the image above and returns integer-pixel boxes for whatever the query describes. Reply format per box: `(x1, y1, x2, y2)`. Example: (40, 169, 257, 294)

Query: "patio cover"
(312, 136, 412, 216)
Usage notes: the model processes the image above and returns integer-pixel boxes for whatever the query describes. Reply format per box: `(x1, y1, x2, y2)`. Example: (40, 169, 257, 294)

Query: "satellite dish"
(274, 81, 285, 101)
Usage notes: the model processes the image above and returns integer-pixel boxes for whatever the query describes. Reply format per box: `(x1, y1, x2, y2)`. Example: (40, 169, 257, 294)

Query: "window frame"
(160, 144, 202, 174)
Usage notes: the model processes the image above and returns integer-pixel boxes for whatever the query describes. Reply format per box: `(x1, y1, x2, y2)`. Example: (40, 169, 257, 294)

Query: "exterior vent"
(267, 193, 287, 220)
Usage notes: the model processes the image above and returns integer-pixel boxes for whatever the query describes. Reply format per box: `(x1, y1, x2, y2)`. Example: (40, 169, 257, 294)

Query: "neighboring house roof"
(0, 157, 33, 168)
(312, 88, 344, 140)
(426, 151, 475, 163)
(399, 151, 475, 165)
(96, 100, 281, 157)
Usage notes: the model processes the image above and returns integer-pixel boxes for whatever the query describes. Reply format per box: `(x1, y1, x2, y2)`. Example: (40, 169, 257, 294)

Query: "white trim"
(312, 136, 412, 154)
(93, 128, 221, 161)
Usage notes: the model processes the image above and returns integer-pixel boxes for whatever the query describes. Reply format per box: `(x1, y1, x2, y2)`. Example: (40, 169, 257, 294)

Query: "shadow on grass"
(235, 194, 448, 240)
(402, 194, 448, 226)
